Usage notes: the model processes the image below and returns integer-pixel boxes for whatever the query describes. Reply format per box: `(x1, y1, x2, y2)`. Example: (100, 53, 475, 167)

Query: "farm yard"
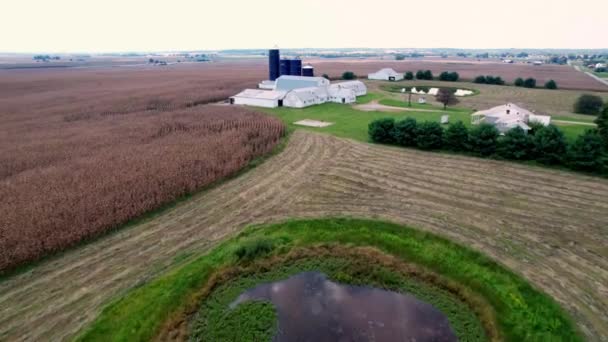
(1, 59, 608, 342)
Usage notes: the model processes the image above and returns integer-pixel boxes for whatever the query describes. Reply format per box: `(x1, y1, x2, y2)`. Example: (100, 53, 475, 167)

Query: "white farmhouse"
(230, 89, 287, 108)
(471, 103, 551, 134)
(368, 68, 404, 81)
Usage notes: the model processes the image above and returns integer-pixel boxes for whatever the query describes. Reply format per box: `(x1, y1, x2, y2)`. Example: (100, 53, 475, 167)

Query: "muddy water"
(230, 271, 457, 342)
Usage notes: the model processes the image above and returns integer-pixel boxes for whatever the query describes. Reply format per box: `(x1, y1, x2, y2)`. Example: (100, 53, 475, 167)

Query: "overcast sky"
(1, 0, 607, 53)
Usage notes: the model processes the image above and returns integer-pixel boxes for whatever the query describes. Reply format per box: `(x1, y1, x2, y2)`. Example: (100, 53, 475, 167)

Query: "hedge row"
(369, 118, 608, 175)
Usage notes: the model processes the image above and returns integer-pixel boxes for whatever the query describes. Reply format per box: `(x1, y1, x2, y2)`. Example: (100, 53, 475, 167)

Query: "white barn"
(368, 68, 404, 81)
(328, 87, 356, 104)
(283, 87, 329, 108)
(331, 81, 367, 96)
(230, 89, 286, 108)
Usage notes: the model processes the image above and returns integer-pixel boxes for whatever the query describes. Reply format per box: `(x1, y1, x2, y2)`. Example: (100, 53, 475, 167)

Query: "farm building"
(275, 75, 330, 91)
(331, 81, 367, 96)
(471, 103, 551, 134)
(368, 68, 404, 81)
(328, 87, 356, 104)
(230, 89, 286, 108)
(283, 87, 329, 108)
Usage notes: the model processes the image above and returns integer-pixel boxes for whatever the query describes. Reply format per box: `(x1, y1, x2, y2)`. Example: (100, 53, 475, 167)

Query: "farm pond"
(230, 271, 457, 342)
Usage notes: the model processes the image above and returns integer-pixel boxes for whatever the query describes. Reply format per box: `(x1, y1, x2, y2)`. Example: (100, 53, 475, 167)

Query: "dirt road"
(1, 131, 608, 341)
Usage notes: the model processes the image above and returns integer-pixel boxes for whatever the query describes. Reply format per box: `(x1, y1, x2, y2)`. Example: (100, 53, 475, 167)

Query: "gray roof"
(275, 76, 329, 91)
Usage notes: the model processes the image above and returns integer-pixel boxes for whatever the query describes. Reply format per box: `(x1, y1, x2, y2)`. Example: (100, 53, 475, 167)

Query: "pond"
(230, 271, 457, 341)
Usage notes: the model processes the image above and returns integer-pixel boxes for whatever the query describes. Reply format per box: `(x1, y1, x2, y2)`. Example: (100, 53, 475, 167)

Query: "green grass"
(355, 92, 382, 104)
(77, 218, 582, 342)
(191, 256, 486, 342)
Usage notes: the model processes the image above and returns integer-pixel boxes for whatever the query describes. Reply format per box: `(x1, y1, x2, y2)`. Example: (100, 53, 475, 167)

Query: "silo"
(280, 59, 290, 76)
(290, 59, 302, 76)
(268, 49, 280, 81)
(302, 65, 314, 77)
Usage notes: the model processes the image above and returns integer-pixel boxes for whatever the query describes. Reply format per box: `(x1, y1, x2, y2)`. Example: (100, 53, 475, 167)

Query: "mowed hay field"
(0, 63, 284, 271)
(1, 131, 607, 341)
(310, 58, 608, 91)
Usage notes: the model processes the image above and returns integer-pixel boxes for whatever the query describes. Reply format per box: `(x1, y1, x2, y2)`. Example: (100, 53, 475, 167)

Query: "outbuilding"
(275, 75, 330, 91)
(328, 86, 356, 104)
(331, 81, 367, 96)
(283, 87, 329, 108)
(368, 68, 404, 81)
(230, 89, 286, 108)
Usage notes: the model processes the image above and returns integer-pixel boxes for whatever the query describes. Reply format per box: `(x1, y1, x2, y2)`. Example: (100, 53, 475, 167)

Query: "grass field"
(1, 131, 606, 341)
(78, 219, 580, 342)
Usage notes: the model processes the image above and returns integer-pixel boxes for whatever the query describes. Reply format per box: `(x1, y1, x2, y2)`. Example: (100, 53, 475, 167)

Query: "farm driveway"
(1, 131, 608, 341)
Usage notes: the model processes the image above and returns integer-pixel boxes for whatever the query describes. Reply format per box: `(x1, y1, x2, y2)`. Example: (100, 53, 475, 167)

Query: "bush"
(368, 118, 396, 143)
(415, 122, 443, 150)
(469, 123, 499, 156)
(574, 94, 604, 115)
(234, 239, 274, 261)
(545, 80, 558, 89)
(342, 71, 356, 80)
(514, 78, 524, 87)
(404, 71, 414, 80)
(523, 78, 537, 88)
(393, 118, 418, 147)
(497, 127, 534, 160)
(444, 121, 469, 151)
(439, 71, 459, 82)
(533, 125, 568, 165)
(473, 75, 487, 84)
(568, 129, 606, 172)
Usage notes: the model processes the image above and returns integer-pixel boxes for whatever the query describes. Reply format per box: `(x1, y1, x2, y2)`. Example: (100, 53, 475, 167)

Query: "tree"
(568, 129, 606, 172)
(395, 54, 406, 60)
(423, 70, 433, 80)
(439, 72, 451, 81)
(342, 71, 356, 80)
(514, 78, 524, 87)
(148, 58, 154, 63)
(523, 78, 537, 88)
(444, 121, 469, 151)
(449, 72, 459, 81)
(473, 75, 486, 84)
(595, 106, 608, 147)
(494, 76, 505, 85)
(497, 127, 534, 160)
(404, 71, 414, 80)
(393, 118, 418, 147)
(545, 80, 558, 89)
(469, 123, 499, 156)
(485, 75, 496, 84)
(533, 125, 568, 165)
(415, 122, 443, 150)
(322, 73, 330, 80)
(368, 118, 396, 143)
(435, 88, 459, 110)
(574, 94, 604, 115)
(415, 70, 426, 80)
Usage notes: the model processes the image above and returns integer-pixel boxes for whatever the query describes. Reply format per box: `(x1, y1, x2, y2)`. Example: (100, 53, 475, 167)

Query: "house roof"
(232, 89, 286, 100)
(370, 68, 399, 76)
(286, 86, 328, 102)
(472, 103, 535, 118)
(275, 76, 328, 91)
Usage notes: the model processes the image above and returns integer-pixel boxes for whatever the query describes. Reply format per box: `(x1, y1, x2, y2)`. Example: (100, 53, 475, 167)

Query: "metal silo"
(302, 65, 314, 77)
(280, 59, 290, 76)
(290, 59, 302, 76)
(268, 49, 280, 81)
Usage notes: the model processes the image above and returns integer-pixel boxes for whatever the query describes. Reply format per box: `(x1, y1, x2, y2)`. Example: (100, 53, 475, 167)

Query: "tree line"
(369, 109, 608, 176)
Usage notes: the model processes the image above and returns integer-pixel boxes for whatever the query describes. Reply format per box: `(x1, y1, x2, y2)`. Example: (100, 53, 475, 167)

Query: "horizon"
(2, 0, 607, 53)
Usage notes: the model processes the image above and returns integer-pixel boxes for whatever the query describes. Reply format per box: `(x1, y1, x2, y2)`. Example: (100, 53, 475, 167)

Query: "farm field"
(309, 58, 608, 91)
(0, 63, 284, 271)
(1, 131, 607, 341)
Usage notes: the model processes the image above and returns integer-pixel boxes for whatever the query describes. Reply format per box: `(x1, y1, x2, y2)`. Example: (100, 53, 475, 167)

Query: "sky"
(1, 0, 607, 53)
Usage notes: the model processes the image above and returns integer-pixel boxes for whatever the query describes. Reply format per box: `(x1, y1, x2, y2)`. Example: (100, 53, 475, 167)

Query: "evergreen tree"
(469, 123, 499, 156)
(568, 129, 606, 172)
(415, 122, 443, 150)
(497, 127, 534, 160)
(393, 118, 418, 147)
(533, 125, 568, 165)
(514, 78, 524, 87)
(368, 118, 396, 143)
(595, 106, 608, 148)
(404, 71, 414, 80)
(444, 121, 469, 151)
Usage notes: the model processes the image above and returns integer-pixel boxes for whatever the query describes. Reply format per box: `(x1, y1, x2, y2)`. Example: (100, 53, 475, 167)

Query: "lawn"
(262, 94, 589, 142)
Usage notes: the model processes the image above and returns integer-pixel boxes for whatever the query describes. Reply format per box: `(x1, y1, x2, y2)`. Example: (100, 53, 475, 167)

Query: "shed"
(230, 89, 286, 108)
(368, 68, 404, 81)
(328, 86, 356, 104)
(275, 75, 330, 91)
(331, 81, 367, 96)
